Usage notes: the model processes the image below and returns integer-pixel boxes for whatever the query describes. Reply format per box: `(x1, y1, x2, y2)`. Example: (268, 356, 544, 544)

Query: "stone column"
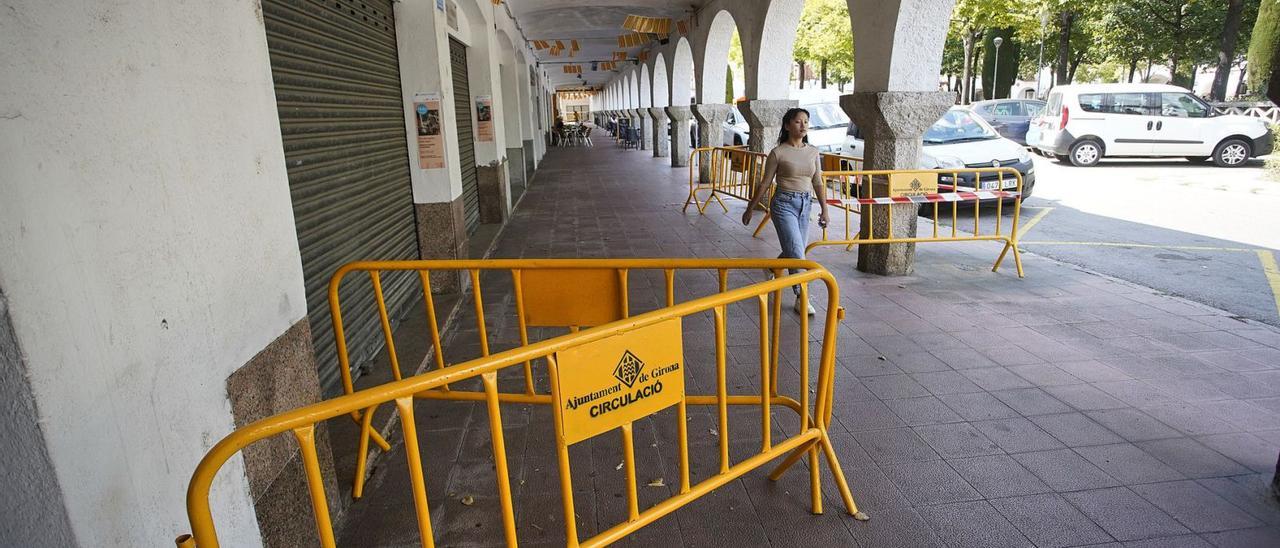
(666, 106, 693, 167)
(691, 103, 731, 183)
(739, 99, 796, 153)
(841, 91, 955, 276)
(626, 109, 642, 150)
(635, 109, 652, 151)
(648, 107, 670, 158)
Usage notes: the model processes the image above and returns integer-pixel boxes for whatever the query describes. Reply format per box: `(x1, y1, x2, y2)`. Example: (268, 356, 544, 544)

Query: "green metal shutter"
(450, 37, 481, 233)
(262, 0, 420, 396)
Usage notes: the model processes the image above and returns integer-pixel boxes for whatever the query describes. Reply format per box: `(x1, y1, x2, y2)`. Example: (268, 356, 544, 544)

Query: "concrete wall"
(0, 1, 308, 545)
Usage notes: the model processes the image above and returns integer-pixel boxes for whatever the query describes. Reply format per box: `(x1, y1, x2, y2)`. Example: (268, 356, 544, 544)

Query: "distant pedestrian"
(741, 107, 830, 315)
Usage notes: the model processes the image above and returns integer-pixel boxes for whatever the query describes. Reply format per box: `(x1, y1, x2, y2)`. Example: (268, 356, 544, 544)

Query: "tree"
(1248, 0, 1280, 96)
(951, 0, 1037, 102)
(726, 65, 734, 103)
(728, 31, 744, 100)
(981, 28, 1021, 98)
(1213, 0, 1247, 100)
(792, 0, 854, 90)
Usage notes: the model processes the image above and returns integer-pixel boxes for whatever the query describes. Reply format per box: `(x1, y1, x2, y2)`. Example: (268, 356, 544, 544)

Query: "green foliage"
(943, 0, 1260, 90)
(725, 65, 734, 103)
(1248, 0, 1280, 93)
(729, 30, 743, 100)
(792, 0, 853, 86)
(981, 28, 1021, 98)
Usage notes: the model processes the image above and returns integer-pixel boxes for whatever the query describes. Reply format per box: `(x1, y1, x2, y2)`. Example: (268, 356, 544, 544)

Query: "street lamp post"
(1037, 10, 1048, 97)
(992, 36, 1004, 100)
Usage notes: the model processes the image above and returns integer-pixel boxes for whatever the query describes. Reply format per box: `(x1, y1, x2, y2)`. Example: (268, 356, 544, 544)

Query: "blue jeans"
(770, 190, 811, 295)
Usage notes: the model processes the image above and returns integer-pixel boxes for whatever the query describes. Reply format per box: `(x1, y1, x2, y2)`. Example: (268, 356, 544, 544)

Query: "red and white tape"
(829, 190, 1020, 206)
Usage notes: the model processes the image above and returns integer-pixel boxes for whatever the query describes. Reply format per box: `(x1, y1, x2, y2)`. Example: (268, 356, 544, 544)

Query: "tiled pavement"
(337, 142, 1280, 547)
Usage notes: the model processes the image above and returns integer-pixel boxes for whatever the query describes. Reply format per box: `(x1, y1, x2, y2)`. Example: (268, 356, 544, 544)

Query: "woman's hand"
(741, 209, 753, 226)
(817, 210, 829, 229)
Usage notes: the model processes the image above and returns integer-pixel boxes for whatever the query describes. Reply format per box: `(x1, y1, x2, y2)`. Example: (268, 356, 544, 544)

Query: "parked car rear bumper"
(1253, 131, 1273, 157)
(1036, 129, 1077, 156)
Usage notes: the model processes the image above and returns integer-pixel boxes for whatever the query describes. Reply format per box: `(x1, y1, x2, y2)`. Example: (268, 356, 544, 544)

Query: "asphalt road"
(952, 155, 1280, 327)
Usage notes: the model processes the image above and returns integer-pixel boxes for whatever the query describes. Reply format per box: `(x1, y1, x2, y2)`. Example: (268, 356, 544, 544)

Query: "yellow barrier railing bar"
(806, 167, 1027, 277)
(176, 259, 865, 548)
(684, 147, 868, 243)
(750, 152, 866, 240)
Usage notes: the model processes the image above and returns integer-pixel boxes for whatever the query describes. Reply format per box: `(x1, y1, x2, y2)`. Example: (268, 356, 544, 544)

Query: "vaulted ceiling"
(506, 1, 704, 90)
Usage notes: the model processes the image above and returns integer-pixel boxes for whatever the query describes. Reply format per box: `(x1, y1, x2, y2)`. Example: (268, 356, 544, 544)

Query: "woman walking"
(741, 107, 829, 315)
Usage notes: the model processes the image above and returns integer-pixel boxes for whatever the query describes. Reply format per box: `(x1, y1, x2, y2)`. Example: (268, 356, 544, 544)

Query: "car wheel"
(1069, 139, 1103, 167)
(1185, 156, 1210, 163)
(1212, 139, 1250, 167)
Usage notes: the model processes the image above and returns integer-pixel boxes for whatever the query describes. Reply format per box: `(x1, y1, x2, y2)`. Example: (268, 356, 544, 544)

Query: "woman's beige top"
(761, 143, 822, 194)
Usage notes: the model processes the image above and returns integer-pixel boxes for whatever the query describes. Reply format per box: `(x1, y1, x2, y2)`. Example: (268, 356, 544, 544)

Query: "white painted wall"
(0, 1, 309, 546)
(397, 0, 465, 204)
(455, 0, 508, 164)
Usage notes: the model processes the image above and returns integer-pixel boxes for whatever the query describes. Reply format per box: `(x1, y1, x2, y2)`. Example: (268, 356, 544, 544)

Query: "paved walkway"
(338, 142, 1280, 547)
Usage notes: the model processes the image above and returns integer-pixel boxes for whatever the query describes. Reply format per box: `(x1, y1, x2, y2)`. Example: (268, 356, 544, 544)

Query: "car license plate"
(979, 179, 1015, 191)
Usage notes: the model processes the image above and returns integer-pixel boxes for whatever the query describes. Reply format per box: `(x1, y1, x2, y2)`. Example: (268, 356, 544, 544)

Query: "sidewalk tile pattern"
(338, 145, 1280, 547)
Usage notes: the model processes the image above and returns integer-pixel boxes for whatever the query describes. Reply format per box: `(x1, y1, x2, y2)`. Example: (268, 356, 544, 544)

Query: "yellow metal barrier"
(684, 146, 866, 241)
(807, 167, 1027, 277)
(176, 259, 864, 548)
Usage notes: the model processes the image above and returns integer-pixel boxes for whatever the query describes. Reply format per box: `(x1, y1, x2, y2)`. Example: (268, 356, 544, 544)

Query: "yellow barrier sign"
(888, 172, 938, 197)
(520, 268, 625, 327)
(554, 318, 685, 444)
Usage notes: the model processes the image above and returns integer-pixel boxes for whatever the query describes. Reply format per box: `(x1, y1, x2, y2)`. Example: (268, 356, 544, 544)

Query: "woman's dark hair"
(777, 107, 811, 145)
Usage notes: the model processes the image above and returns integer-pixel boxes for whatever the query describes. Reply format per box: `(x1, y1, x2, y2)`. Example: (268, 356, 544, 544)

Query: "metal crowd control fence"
(176, 259, 865, 548)
(684, 146, 865, 240)
(807, 167, 1028, 277)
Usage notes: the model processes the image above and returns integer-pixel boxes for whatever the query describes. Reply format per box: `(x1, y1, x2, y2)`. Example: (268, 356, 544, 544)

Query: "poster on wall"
(413, 92, 446, 170)
(475, 95, 494, 142)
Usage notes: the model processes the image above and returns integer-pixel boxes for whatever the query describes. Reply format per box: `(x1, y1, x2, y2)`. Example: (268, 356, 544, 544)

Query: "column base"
(648, 107, 670, 158)
(506, 148, 526, 189)
(415, 198, 467, 293)
(692, 103, 732, 183)
(477, 160, 509, 224)
(523, 139, 535, 179)
(841, 91, 956, 276)
(227, 319, 340, 548)
(666, 106, 693, 167)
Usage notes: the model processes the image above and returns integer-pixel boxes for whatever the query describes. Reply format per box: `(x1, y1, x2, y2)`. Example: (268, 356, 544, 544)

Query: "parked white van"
(1032, 83, 1272, 167)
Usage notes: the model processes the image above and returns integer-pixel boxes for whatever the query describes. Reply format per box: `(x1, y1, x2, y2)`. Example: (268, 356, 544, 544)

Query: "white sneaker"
(794, 295, 815, 316)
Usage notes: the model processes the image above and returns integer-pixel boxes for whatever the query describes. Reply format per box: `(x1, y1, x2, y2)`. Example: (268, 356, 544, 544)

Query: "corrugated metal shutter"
(262, 0, 420, 396)
(450, 37, 481, 233)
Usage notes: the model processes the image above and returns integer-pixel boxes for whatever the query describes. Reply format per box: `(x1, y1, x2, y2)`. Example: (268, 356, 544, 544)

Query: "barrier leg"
(752, 213, 771, 238)
(682, 187, 702, 214)
(696, 190, 711, 214)
(993, 241, 1013, 273)
(710, 192, 729, 213)
(767, 437, 821, 481)
(349, 411, 391, 451)
(992, 240, 1026, 278)
(353, 403, 379, 499)
(292, 425, 338, 548)
(818, 429, 867, 520)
